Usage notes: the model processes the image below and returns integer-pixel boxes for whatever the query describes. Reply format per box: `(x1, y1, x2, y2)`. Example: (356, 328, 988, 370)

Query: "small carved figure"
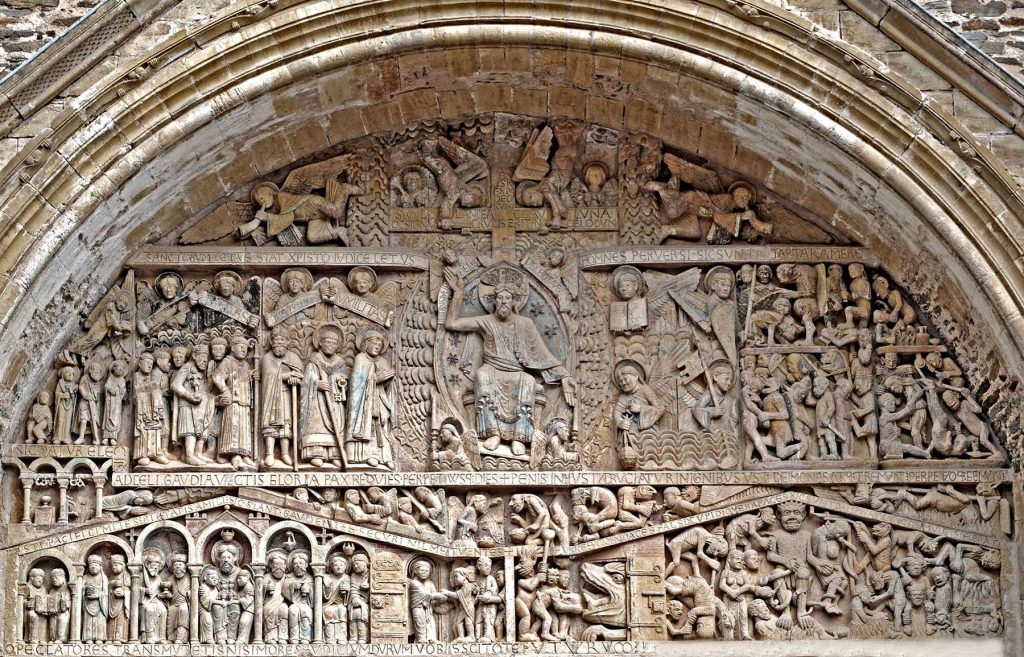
(419, 138, 489, 227)
(345, 326, 396, 470)
(76, 361, 105, 446)
(81, 555, 109, 643)
(390, 165, 440, 208)
(664, 575, 734, 639)
(433, 418, 473, 470)
(608, 266, 648, 334)
(53, 365, 78, 445)
(263, 550, 289, 644)
(282, 550, 314, 644)
(171, 344, 215, 466)
(139, 549, 168, 643)
(725, 508, 776, 552)
(323, 555, 350, 643)
(101, 360, 128, 445)
(612, 360, 665, 457)
(24, 568, 49, 643)
(199, 567, 226, 644)
(166, 554, 190, 643)
(475, 557, 502, 643)
(409, 559, 446, 642)
(666, 527, 729, 585)
(260, 327, 303, 467)
(348, 554, 371, 643)
(106, 555, 130, 642)
(299, 324, 347, 467)
(47, 568, 71, 643)
(26, 391, 53, 444)
(212, 336, 256, 469)
(134, 352, 170, 466)
(662, 486, 701, 521)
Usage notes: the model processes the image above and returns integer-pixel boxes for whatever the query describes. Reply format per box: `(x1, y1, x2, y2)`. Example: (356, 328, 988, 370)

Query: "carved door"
(627, 553, 665, 640)
(370, 551, 408, 643)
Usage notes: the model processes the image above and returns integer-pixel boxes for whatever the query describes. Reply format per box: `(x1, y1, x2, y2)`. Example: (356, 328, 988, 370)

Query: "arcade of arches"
(0, 1, 1022, 656)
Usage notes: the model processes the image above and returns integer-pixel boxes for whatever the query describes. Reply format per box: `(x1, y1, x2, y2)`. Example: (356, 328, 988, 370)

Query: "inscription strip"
(127, 246, 430, 270)
(111, 468, 1012, 489)
(579, 245, 880, 269)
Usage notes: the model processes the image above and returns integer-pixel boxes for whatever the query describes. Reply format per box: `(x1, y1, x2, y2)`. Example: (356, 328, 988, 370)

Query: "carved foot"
(311, 458, 325, 467)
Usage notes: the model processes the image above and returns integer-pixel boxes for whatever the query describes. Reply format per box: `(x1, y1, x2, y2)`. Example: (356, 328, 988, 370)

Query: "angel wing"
(438, 137, 488, 183)
(447, 495, 466, 539)
(644, 269, 703, 329)
(281, 153, 353, 195)
(663, 153, 721, 192)
(180, 201, 254, 245)
(513, 126, 553, 181)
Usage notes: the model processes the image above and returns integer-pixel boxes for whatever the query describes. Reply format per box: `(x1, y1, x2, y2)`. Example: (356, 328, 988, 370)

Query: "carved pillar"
(503, 549, 515, 643)
(312, 564, 325, 644)
(188, 565, 202, 644)
(15, 584, 25, 643)
(70, 567, 84, 642)
(20, 477, 32, 523)
(128, 565, 142, 643)
(252, 564, 265, 644)
(56, 476, 69, 524)
(92, 477, 106, 518)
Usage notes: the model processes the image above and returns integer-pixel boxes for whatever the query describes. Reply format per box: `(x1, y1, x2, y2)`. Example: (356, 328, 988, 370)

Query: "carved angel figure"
(181, 154, 363, 246)
(390, 165, 440, 208)
(514, 123, 583, 230)
(419, 137, 489, 228)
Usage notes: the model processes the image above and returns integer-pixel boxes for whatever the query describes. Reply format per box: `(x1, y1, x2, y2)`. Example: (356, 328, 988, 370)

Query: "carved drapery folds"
(1, 114, 1014, 652)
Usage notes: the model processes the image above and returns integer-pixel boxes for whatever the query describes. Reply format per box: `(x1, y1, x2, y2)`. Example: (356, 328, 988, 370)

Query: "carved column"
(70, 567, 84, 642)
(128, 565, 142, 643)
(92, 477, 106, 518)
(20, 477, 32, 523)
(252, 564, 265, 644)
(14, 584, 25, 643)
(188, 565, 202, 644)
(56, 476, 69, 524)
(312, 564, 325, 644)
(503, 549, 515, 643)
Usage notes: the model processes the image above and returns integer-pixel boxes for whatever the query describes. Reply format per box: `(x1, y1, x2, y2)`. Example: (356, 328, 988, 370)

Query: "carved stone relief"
(0, 113, 1013, 653)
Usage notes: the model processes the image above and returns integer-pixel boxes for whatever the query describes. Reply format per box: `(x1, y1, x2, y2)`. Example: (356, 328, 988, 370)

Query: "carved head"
(351, 554, 369, 574)
(470, 494, 489, 513)
(110, 359, 128, 377)
(210, 336, 228, 361)
(270, 327, 289, 356)
(662, 487, 679, 506)
(36, 390, 50, 405)
(28, 568, 44, 587)
(705, 267, 734, 300)
(757, 507, 777, 527)
(60, 365, 77, 382)
(729, 181, 754, 208)
(871, 522, 891, 538)
(476, 556, 492, 576)
(110, 554, 125, 574)
(776, 501, 806, 532)
(314, 325, 343, 356)
(613, 360, 645, 394)
(903, 553, 926, 577)
(878, 392, 897, 412)
(348, 267, 377, 296)
(756, 265, 773, 285)
(666, 599, 685, 620)
(849, 263, 865, 279)
(172, 345, 189, 368)
(203, 568, 220, 587)
(402, 170, 423, 192)
(743, 550, 761, 571)
(172, 555, 187, 578)
(544, 417, 569, 439)
(749, 598, 771, 620)
(280, 267, 312, 295)
(636, 485, 656, 502)
(610, 266, 644, 301)
(237, 569, 253, 589)
(359, 326, 389, 357)
(289, 551, 310, 575)
(509, 494, 526, 513)
(329, 555, 348, 576)
(930, 566, 950, 587)
(214, 271, 243, 298)
(366, 487, 383, 502)
(87, 361, 106, 381)
(872, 275, 890, 297)
(49, 569, 66, 588)
(87, 555, 104, 575)
(545, 247, 566, 269)
(144, 552, 163, 576)
(268, 552, 287, 578)
(495, 290, 515, 320)
(344, 489, 361, 504)
(138, 352, 154, 374)
(584, 162, 609, 190)
(812, 374, 829, 397)
(218, 545, 240, 574)
(156, 272, 184, 300)
(727, 549, 744, 570)
(709, 361, 734, 392)
(230, 336, 249, 359)
(413, 560, 431, 580)
(251, 182, 278, 210)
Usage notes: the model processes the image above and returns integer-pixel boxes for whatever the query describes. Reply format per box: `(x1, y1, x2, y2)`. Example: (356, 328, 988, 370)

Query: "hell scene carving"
(1, 113, 1013, 653)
